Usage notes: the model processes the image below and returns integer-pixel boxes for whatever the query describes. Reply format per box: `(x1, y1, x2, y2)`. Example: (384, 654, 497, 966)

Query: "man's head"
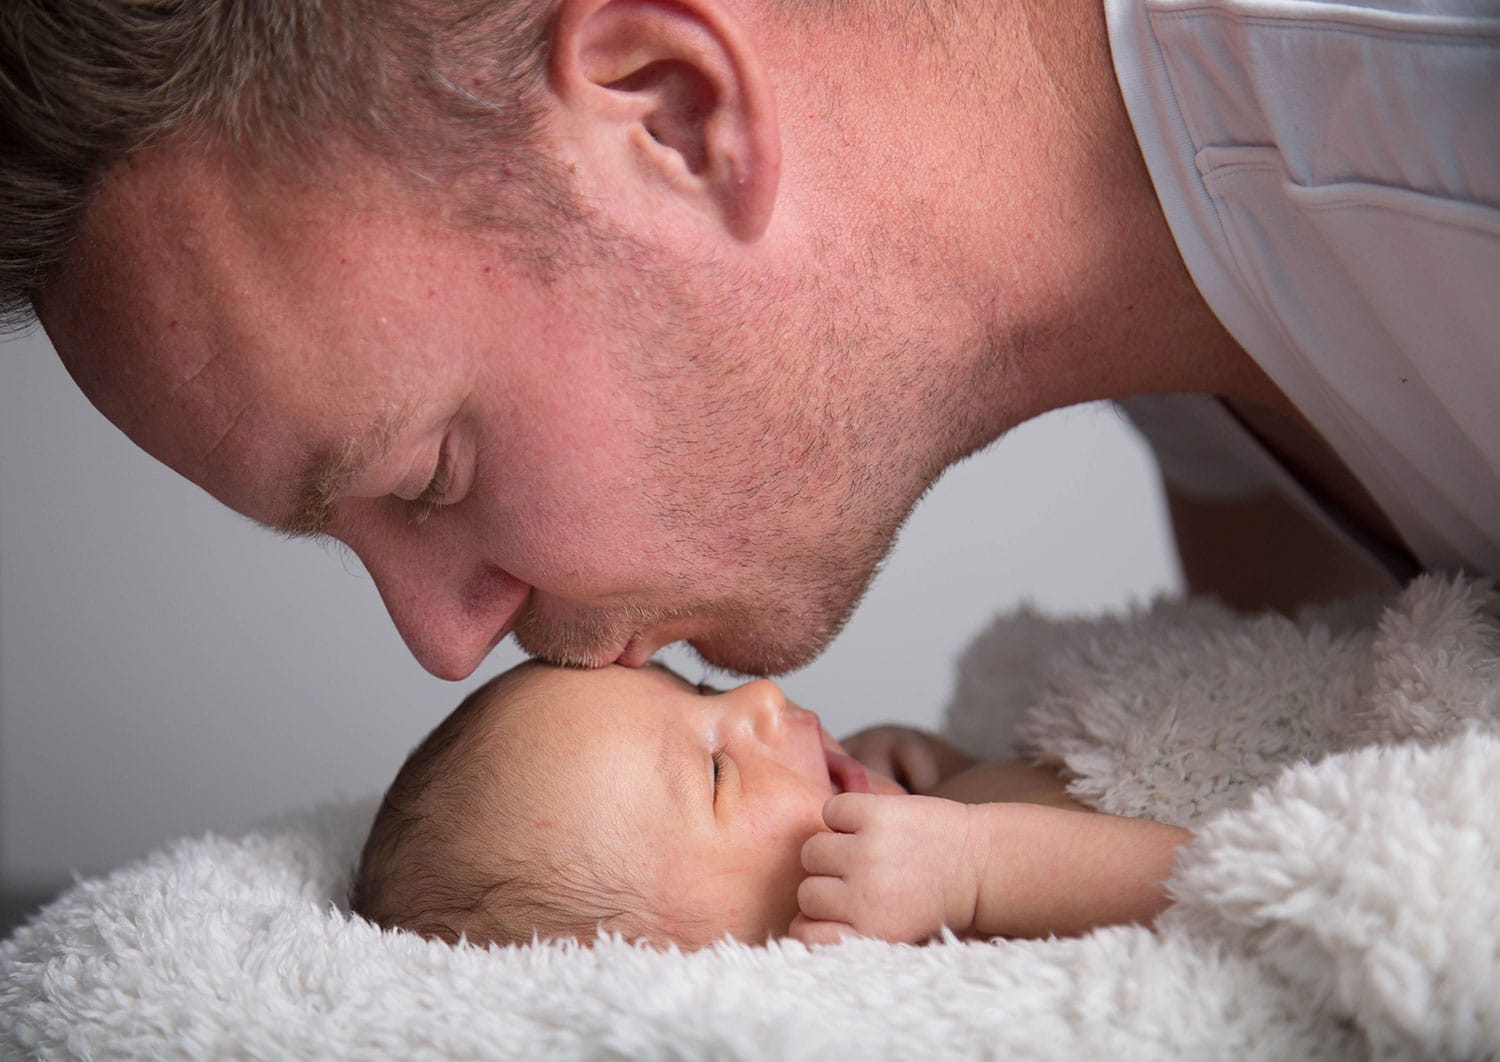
(11, 0, 1159, 678)
(0, 0, 573, 325)
(351, 660, 898, 947)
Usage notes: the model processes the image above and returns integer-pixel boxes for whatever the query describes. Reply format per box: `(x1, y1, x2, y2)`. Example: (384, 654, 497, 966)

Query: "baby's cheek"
(746, 781, 828, 840)
(750, 797, 827, 923)
(777, 789, 833, 846)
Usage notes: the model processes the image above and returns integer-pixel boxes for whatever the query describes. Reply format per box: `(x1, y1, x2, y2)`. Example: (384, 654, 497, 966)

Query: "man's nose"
(351, 540, 526, 680)
(721, 679, 786, 744)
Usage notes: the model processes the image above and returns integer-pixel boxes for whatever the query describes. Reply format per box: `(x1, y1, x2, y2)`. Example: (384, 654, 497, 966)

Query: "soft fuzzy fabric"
(5, 575, 1499, 1060)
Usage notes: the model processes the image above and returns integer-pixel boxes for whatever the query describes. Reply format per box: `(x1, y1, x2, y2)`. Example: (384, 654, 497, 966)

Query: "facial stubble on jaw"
(507, 553, 883, 676)
(505, 286, 924, 675)
(510, 600, 682, 669)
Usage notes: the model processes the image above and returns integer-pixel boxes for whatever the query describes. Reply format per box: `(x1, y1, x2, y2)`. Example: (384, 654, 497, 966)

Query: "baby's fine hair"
(350, 662, 641, 947)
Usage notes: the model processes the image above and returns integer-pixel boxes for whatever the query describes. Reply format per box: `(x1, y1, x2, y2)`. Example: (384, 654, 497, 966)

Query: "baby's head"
(351, 661, 886, 948)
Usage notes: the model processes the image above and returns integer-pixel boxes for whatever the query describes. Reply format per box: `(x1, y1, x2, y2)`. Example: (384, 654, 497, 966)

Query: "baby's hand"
(839, 726, 974, 794)
(790, 793, 979, 945)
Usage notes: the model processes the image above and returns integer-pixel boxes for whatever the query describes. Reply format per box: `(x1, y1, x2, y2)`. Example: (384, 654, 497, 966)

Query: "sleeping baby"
(350, 660, 1191, 949)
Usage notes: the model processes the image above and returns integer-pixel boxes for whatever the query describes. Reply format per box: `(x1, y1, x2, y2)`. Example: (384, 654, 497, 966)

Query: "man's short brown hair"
(1, 0, 580, 330)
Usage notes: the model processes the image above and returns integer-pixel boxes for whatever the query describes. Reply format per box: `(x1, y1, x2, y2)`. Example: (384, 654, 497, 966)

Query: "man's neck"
(1001, 1, 1399, 548)
(841, 0, 1278, 420)
(757, 0, 1295, 473)
(999, 0, 1279, 410)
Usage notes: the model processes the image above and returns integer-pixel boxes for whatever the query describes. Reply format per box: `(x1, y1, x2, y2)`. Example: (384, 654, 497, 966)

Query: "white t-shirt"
(1106, 0, 1500, 577)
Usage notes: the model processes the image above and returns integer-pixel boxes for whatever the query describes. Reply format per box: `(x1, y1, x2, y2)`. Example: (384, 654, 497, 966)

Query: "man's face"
(39, 146, 912, 679)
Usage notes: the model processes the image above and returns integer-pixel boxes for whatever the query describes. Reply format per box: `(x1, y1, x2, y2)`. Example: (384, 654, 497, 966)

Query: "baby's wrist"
(964, 801, 1076, 937)
(966, 803, 1191, 938)
(945, 803, 987, 933)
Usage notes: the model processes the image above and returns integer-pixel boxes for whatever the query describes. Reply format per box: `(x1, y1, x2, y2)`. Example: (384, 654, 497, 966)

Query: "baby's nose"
(723, 679, 786, 742)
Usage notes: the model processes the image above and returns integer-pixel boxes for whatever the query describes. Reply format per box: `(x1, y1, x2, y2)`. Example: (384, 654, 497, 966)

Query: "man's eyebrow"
(276, 411, 408, 538)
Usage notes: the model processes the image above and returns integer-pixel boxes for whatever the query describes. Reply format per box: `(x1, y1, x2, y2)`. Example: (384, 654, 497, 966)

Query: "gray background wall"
(0, 324, 1180, 914)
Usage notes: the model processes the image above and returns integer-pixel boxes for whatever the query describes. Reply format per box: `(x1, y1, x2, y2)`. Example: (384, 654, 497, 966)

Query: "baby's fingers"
(797, 874, 853, 924)
(820, 792, 878, 833)
(891, 743, 941, 794)
(800, 827, 854, 876)
(788, 914, 860, 947)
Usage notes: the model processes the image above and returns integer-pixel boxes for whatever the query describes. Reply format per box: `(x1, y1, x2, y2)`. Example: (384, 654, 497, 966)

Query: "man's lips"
(612, 621, 700, 668)
(824, 749, 870, 795)
(614, 635, 656, 668)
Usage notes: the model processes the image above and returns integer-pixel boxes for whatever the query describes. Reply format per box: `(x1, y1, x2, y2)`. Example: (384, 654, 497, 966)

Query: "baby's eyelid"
(711, 749, 728, 804)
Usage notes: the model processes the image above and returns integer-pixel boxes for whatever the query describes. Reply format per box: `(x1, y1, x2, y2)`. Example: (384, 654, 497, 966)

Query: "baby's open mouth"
(824, 748, 870, 795)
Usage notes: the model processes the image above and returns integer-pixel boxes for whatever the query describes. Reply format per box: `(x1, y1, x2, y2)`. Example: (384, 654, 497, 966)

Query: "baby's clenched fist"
(791, 793, 982, 945)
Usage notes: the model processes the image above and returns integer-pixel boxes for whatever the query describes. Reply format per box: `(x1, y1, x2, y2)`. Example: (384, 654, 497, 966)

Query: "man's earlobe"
(551, 0, 780, 241)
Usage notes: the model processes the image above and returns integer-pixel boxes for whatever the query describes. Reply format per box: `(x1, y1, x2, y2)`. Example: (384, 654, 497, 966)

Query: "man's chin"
(510, 607, 637, 669)
(513, 596, 849, 676)
(684, 624, 837, 678)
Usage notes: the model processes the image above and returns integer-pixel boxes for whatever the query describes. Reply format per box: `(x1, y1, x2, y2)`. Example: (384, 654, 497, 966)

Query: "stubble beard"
(508, 567, 878, 676)
(509, 599, 682, 669)
(516, 219, 929, 676)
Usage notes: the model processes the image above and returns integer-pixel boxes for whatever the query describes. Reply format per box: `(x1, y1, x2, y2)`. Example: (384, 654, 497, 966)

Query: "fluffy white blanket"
(5, 575, 1499, 1060)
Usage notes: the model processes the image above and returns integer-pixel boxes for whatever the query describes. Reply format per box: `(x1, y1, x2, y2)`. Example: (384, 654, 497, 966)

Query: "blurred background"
(0, 324, 1180, 931)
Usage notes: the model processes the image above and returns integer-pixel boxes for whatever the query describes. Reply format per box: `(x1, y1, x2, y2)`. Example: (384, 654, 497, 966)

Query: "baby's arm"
(791, 793, 1190, 945)
(839, 724, 1091, 810)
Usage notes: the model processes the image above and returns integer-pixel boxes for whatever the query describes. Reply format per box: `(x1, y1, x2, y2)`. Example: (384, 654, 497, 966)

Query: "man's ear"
(550, 0, 780, 242)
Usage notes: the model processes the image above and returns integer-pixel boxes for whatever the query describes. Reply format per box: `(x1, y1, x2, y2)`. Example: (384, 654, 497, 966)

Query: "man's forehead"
(47, 272, 413, 533)
(40, 150, 287, 419)
(41, 145, 464, 529)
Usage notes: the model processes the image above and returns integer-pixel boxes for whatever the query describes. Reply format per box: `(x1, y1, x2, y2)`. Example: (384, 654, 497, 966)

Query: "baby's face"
(492, 663, 895, 946)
